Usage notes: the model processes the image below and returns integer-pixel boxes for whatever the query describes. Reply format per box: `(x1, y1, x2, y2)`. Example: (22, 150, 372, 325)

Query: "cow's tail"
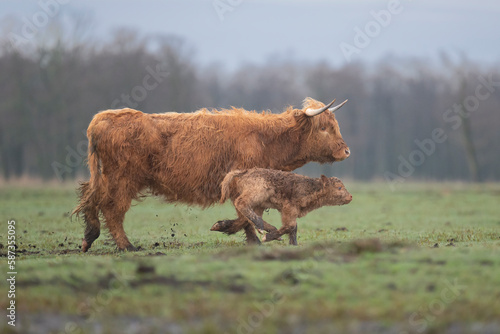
(72, 126, 104, 252)
(220, 170, 247, 204)
(72, 127, 102, 223)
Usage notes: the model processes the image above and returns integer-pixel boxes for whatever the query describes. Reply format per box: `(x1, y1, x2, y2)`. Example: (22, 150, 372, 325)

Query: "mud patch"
(348, 238, 384, 254)
(253, 239, 413, 263)
(128, 275, 247, 293)
(256, 248, 311, 261)
(136, 263, 155, 274)
(17, 271, 248, 295)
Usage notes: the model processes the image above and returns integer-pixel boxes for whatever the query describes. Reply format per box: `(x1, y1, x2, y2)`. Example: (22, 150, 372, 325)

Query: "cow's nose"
(345, 148, 350, 157)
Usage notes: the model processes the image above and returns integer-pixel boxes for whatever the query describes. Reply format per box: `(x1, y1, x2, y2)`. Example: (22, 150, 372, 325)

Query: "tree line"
(1, 30, 499, 182)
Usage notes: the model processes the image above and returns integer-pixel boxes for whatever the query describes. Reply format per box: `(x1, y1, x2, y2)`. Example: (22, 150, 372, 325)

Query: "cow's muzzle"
(335, 147, 350, 161)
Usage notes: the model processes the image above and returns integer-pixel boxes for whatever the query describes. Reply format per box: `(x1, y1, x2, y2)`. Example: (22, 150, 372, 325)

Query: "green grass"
(1, 182, 500, 333)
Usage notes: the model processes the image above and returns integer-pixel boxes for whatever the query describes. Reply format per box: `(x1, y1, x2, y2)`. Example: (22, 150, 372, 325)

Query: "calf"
(213, 168, 352, 245)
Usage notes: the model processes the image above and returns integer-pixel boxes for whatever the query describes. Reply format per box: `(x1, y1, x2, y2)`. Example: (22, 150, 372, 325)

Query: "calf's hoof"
(210, 221, 223, 231)
(210, 220, 235, 233)
(262, 232, 283, 242)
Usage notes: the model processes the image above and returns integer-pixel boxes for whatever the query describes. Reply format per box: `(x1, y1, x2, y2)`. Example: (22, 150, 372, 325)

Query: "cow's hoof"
(119, 244, 138, 252)
(82, 240, 90, 253)
(126, 244, 138, 252)
(246, 236, 262, 245)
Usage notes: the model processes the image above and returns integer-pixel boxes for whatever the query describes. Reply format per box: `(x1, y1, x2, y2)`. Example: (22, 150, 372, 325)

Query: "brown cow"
(73, 98, 350, 252)
(213, 168, 352, 245)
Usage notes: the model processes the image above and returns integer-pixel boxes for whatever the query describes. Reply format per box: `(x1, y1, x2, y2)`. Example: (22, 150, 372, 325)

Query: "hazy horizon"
(2, 0, 500, 70)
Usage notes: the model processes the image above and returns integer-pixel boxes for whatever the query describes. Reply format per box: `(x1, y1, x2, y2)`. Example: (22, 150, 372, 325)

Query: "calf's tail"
(220, 169, 247, 204)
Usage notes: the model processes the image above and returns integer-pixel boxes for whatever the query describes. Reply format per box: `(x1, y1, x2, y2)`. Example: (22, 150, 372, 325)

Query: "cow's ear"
(320, 175, 328, 186)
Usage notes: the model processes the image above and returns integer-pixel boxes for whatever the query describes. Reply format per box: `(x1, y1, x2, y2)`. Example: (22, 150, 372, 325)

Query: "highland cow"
(73, 98, 350, 252)
(212, 168, 352, 245)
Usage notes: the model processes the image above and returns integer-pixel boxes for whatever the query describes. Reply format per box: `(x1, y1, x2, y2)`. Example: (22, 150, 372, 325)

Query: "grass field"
(1, 182, 500, 333)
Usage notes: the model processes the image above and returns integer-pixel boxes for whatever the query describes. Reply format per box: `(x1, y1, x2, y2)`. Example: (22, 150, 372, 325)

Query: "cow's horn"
(328, 99, 348, 113)
(305, 99, 336, 117)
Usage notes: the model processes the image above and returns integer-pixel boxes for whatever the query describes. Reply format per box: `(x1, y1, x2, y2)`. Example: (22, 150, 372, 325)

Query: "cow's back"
(86, 108, 299, 207)
(88, 109, 246, 207)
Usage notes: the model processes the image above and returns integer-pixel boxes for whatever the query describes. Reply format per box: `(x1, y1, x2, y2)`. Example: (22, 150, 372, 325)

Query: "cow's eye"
(321, 127, 326, 131)
(338, 187, 342, 190)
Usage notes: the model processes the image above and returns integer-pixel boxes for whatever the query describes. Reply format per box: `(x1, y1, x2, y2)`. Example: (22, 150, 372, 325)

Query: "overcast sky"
(2, 0, 500, 70)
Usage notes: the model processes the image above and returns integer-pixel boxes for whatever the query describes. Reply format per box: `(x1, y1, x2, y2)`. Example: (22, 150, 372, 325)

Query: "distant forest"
(1, 29, 499, 183)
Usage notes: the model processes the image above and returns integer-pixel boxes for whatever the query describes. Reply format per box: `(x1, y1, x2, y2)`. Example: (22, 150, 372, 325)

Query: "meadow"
(1, 182, 499, 333)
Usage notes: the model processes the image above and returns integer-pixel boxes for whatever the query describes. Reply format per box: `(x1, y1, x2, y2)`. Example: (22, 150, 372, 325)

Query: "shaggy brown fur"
(212, 168, 352, 245)
(73, 98, 350, 251)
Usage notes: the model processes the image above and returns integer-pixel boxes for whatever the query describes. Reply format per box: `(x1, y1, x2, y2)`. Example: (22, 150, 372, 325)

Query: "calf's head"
(321, 175, 352, 205)
(293, 98, 350, 163)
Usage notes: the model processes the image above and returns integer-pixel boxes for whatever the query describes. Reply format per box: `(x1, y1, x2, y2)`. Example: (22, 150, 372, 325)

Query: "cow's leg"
(288, 225, 298, 246)
(75, 181, 101, 252)
(242, 220, 261, 245)
(100, 192, 135, 251)
(82, 204, 101, 252)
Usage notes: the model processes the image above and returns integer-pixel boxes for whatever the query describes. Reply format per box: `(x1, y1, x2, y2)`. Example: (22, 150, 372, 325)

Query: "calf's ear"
(320, 175, 328, 186)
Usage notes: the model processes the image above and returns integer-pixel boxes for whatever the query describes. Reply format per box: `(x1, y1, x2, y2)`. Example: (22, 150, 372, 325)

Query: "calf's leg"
(211, 205, 278, 235)
(263, 207, 298, 245)
(211, 218, 277, 234)
(234, 197, 266, 230)
(210, 218, 243, 234)
(211, 206, 279, 245)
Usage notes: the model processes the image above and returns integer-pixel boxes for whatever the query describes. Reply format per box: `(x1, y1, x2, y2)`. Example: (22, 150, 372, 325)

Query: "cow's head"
(292, 97, 350, 163)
